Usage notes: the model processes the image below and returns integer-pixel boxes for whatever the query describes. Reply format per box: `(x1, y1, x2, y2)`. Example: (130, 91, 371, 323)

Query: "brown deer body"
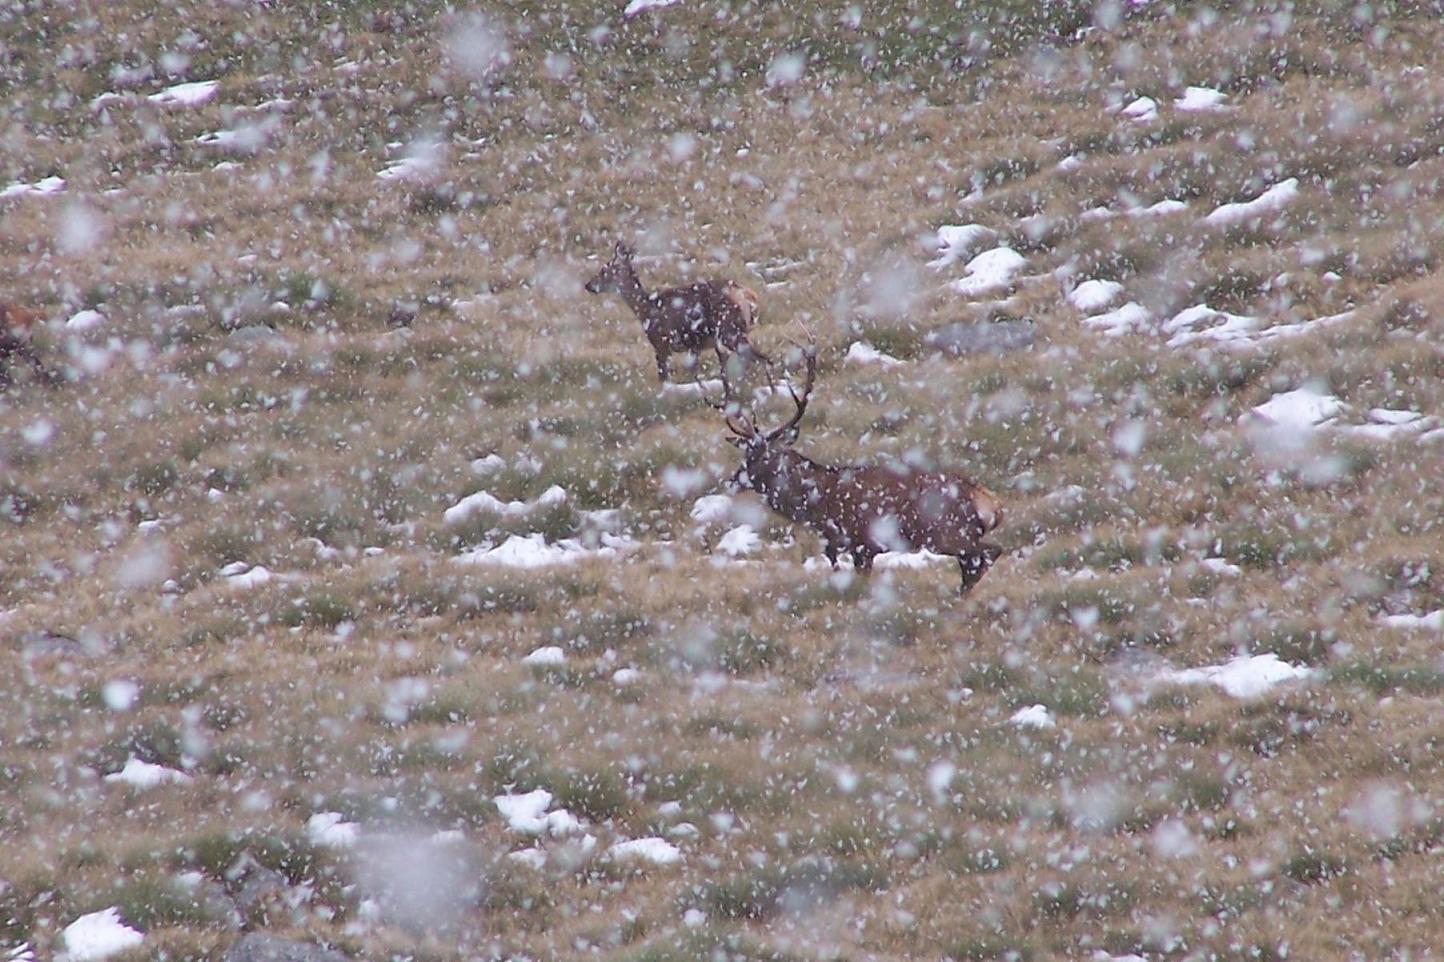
(720, 351, 1004, 594)
(585, 242, 766, 382)
(0, 305, 61, 388)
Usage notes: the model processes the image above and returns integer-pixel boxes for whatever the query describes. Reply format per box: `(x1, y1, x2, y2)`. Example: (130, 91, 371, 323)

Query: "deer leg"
(852, 547, 875, 573)
(957, 544, 1002, 594)
(654, 351, 670, 383)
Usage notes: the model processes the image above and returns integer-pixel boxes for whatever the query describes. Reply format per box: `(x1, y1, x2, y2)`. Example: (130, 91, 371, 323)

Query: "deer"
(584, 241, 768, 383)
(0, 304, 62, 389)
(710, 345, 1005, 595)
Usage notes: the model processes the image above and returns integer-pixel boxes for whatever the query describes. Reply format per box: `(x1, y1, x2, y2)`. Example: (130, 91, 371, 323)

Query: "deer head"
(584, 241, 635, 295)
(712, 342, 817, 492)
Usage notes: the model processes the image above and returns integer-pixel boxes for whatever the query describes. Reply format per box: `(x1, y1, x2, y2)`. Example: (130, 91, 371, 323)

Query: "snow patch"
(845, 341, 903, 366)
(61, 908, 144, 962)
(452, 532, 634, 568)
(1067, 279, 1124, 314)
(1379, 610, 1444, 631)
(494, 789, 584, 836)
(928, 224, 993, 269)
(716, 525, 761, 557)
(949, 247, 1026, 298)
(609, 837, 683, 865)
(65, 309, 106, 331)
(1204, 178, 1299, 227)
(147, 80, 219, 108)
(104, 757, 192, 789)
(444, 485, 567, 525)
(690, 494, 734, 525)
(220, 563, 275, 591)
(1175, 86, 1228, 112)
(1242, 388, 1345, 435)
(1010, 705, 1056, 730)
(1163, 304, 1260, 347)
(522, 646, 566, 667)
(1119, 96, 1158, 122)
(1083, 302, 1152, 337)
(0, 175, 66, 200)
(1155, 653, 1316, 699)
(307, 812, 361, 849)
(1127, 198, 1188, 217)
(624, 0, 681, 15)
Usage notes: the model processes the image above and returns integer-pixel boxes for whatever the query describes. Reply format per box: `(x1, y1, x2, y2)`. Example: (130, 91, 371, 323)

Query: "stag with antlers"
(711, 345, 1004, 595)
(584, 241, 768, 383)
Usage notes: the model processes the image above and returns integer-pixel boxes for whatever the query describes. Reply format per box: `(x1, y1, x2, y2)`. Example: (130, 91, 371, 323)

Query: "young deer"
(584, 241, 767, 383)
(0, 304, 62, 388)
(713, 347, 1004, 594)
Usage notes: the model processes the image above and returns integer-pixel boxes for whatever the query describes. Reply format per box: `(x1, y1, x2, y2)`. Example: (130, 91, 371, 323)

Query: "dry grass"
(5, 1, 1444, 959)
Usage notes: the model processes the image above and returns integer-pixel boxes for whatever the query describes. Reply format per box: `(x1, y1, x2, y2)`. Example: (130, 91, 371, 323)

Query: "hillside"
(4, 1, 1444, 959)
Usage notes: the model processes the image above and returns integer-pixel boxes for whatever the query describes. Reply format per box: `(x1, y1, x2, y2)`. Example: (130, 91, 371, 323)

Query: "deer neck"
(616, 266, 649, 321)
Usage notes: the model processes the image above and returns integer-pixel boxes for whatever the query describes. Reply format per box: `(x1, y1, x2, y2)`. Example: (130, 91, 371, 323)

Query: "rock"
(924, 320, 1035, 356)
(221, 934, 350, 962)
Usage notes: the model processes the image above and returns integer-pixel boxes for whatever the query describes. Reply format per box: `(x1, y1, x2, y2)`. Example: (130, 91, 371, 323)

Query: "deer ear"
(615, 241, 632, 259)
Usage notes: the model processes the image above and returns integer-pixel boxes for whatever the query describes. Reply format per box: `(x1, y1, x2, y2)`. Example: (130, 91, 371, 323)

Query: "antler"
(703, 343, 756, 440)
(762, 342, 820, 439)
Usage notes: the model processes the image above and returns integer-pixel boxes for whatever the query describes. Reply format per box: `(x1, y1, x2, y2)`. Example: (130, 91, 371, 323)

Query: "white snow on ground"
(716, 525, 761, 557)
(6, 943, 35, 962)
(495, 790, 552, 833)
(1380, 610, 1444, 631)
(949, 247, 1026, 297)
(1011, 704, 1056, 729)
(1244, 387, 1345, 434)
(377, 151, 441, 181)
(104, 757, 192, 789)
(1334, 408, 1438, 442)
(845, 341, 903, 366)
(800, 549, 956, 572)
(1068, 279, 1124, 313)
(470, 453, 506, 475)
(494, 789, 584, 836)
(928, 224, 993, 269)
(1156, 653, 1316, 699)
(61, 908, 144, 962)
(220, 562, 275, 591)
(147, 80, 219, 107)
(307, 812, 360, 849)
(0, 175, 65, 200)
(1204, 178, 1299, 227)
(452, 532, 635, 568)
(522, 645, 566, 666)
(1242, 388, 1437, 443)
(690, 494, 734, 525)
(1175, 86, 1229, 111)
(609, 837, 683, 865)
(507, 848, 547, 870)
(1119, 96, 1159, 122)
(1162, 304, 1260, 347)
(1128, 198, 1188, 217)
(624, 0, 681, 15)
(612, 667, 641, 686)
(65, 309, 106, 331)
(1083, 302, 1152, 337)
(444, 484, 567, 525)
(660, 378, 723, 398)
(1200, 558, 1242, 577)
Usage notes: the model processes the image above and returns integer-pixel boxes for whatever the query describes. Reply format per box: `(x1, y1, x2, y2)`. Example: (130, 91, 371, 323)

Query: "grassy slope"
(4, 0, 1444, 959)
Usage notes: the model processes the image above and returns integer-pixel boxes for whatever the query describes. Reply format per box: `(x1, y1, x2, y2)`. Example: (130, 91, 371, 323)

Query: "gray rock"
(222, 934, 350, 962)
(925, 320, 1036, 356)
